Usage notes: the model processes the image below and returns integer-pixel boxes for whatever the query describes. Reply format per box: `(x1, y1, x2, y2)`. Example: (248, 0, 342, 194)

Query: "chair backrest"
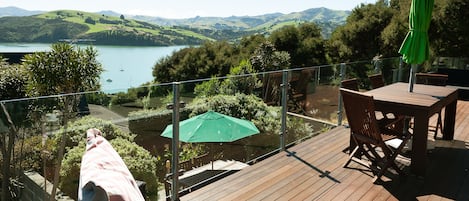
(340, 88, 383, 143)
(369, 74, 385, 89)
(341, 78, 359, 91)
(291, 69, 314, 96)
(263, 72, 283, 105)
(416, 73, 448, 86)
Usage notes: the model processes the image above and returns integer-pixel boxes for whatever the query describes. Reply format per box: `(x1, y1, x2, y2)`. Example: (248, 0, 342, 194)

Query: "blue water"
(0, 43, 186, 93)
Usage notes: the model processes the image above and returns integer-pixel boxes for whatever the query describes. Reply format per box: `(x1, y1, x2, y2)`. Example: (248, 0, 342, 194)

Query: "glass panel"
(2, 57, 409, 200)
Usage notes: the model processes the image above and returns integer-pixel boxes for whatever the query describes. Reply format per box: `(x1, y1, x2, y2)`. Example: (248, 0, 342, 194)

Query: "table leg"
(443, 99, 457, 140)
(411, 115, 429, 176)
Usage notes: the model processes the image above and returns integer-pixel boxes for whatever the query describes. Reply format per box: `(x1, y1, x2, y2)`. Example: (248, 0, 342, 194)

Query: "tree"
(432, 0, 469, 57)
(0, 58, 29, 201)
(327, 1, 395, 62)
(268, 22, 327, 67)
(22, 43, 103, 200)
(152, 41, 243, 90)
(120, 14, 125, 20)
(84, 17, 96, 25)
(250, 41, 290, 72)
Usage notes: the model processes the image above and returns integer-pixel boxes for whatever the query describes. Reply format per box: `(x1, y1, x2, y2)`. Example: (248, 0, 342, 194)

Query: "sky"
(0, 0, 377, 19)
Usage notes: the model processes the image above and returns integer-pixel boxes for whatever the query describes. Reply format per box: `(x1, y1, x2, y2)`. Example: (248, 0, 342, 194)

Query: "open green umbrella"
(398, 0, 434, 92)
(161, 110, 260, 143)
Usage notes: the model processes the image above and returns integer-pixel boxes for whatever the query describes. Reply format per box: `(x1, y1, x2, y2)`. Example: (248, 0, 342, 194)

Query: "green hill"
(0, 8, 349, 45)
(0, 10, 212, 45)
(131, 7, 349, 39)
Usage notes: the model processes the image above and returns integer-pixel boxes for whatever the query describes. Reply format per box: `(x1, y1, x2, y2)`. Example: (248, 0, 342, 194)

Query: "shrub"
(52, 116, 135, 151)
(12, 135, 56, 174)
(85, 92, 111, 106)
(110, 91, 138, 105)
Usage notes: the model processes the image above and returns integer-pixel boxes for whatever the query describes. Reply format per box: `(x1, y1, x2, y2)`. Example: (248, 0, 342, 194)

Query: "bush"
(110, 91, 138, 105)
(12, 135, 56, 174)
(189, 93, 280, 133)
(84, 17, 96, 25)
(53, 116, 135, 151)
(85, 92, 111, 106)
(189, 93, 314, 144)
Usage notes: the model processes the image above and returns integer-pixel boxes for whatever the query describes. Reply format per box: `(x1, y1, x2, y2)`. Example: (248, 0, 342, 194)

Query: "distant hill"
(0, 7, 350, 45)
(0, 10, 211, 45)
(0, 6, 42, 17)
(128, 7, 349, 37)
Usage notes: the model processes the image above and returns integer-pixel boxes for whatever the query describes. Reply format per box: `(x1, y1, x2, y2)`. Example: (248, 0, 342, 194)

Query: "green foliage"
(328, 1, 395, 62)
(12, 135, 57, 174)
(153, 41, 244, 90)
(53, 116, 135, 150)
(432, 0, 469, 57)
(194, 77, 223, 97)
(141, 90, 152, 110)
(250, 41, 291, 71)
(0, 60, 31, 130)
(189, 93, 280, 134)
(220, 60, 260, 95)
(110, 91, 138, 105)
(0, 60, 28, 100)
(0, 16, 89, 43)
(163, 143, 206, 162)
(188, 93, 314, 145)
(23, 43, 103, 96)
(194, 60, 260, 97)
(85, 92, 111, 106)
(268, 22, 327, 67)
(84, 17, 96, 25)
(58, 142, 83, 199)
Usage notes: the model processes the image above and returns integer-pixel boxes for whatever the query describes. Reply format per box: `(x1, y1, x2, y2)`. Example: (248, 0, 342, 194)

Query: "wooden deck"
(180, 100, 469, 201)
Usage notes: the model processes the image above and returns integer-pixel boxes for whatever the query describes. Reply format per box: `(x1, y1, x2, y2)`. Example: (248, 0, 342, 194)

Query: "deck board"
(180, 100, 469, 201)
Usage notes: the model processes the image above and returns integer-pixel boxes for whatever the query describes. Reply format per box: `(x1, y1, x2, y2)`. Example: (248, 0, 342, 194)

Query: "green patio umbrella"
(161, 110, 260, 143)
(398, 0, 434, 92)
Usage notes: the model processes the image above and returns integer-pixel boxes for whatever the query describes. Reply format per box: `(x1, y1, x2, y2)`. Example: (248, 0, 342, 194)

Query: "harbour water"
(0, 43, 187, 93)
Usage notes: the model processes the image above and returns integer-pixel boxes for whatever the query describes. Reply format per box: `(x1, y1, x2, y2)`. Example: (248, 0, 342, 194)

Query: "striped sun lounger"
(78, 128, 145, 201)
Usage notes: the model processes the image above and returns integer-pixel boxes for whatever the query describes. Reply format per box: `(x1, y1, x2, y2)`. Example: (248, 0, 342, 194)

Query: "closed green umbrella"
(161, 110, 260, 143)
(398, 0, 434, 92)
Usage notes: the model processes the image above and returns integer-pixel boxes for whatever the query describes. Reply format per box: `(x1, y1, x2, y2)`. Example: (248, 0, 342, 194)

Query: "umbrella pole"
(408, 64, 418, 92)
(211, 144, 214, 170)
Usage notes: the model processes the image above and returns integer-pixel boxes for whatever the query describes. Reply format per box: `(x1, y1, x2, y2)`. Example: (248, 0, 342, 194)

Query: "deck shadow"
(285, 150, 340, 183)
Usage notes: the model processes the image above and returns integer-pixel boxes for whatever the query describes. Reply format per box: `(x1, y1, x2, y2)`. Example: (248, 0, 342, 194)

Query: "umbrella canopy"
(161, 111, 260, 143)
(398, 0, 434, 92)
(398, 0, 434, 64)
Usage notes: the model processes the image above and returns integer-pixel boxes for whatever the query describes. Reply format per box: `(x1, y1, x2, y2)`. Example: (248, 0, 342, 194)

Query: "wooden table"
(366, 82, 458, 176)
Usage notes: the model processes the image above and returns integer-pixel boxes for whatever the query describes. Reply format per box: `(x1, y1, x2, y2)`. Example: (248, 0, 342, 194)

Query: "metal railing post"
(373, 58, 382, 74)
(337, 63, 346, 126)
(398, 56, 404, 82)
(316, 67, 321, 85)
(171, 82, 180, 201)
(280, 70, 288, 151)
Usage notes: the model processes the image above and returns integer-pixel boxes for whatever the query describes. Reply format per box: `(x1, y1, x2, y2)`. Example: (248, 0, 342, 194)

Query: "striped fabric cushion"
(78, 128, 144, 201)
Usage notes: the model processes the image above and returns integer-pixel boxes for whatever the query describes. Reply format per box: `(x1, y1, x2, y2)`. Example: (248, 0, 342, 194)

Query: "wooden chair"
(369, 73, 385, 89)
(340, 88, 412, 183)
(368, 73, 408, 133)
(415, 73, 448, 139)
(262, 72, 283, 106)
(290, 69, 314, 111)
(341, 78, 359, 91)
(340, 78, 406, 133)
